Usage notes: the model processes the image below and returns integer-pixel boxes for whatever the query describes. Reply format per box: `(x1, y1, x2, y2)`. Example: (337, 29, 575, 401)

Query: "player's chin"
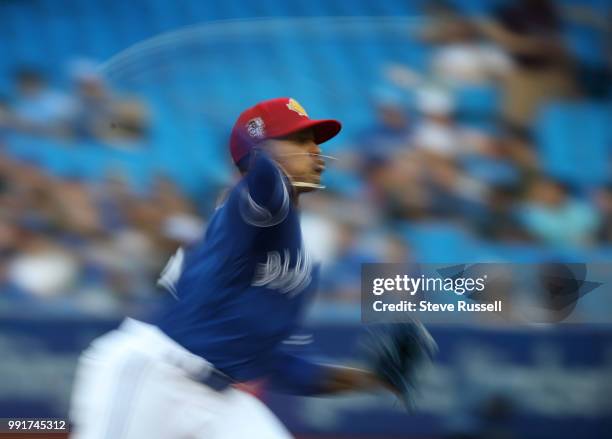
(296, 173, 323, 192)
(311, 172, 324, 187)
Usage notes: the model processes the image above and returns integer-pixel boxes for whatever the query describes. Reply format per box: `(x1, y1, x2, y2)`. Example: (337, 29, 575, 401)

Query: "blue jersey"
(153, 153, 326, 394)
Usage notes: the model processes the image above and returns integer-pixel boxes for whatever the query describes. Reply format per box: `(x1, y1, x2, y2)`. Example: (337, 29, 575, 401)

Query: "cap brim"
(273, 119, 342, 145)
(309, 119, 342, 144)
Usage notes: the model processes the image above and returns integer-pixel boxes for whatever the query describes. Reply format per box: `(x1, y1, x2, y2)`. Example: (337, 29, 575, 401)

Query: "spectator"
(336, 87, 412, 185)
(412, 88, 458, 157)
(594, 184, 612, 243)
(12, 68, 74, 136)
(478, 0, 577, 132)
(420, 0, 512, 86)
(6, 233, 79, 298)
(69, 60, 149, 143)
(409, 88, 490, 221)
(358, 89, 412, 159)
(151, 174, 204, 253)
(518, 177, 600, 246)
(412, 87, 492, 159)
(83, 226, 159, 300)
(152, 174, 198, 218)
(319, 220, 369, 302)
(0, 96, 13, 135)
(93, 170, 133, 232)
(477, 184, 525, 241)
(51, 174, 103, 238)
(361, 154, 423, 221)
(4, 157, 57, 230)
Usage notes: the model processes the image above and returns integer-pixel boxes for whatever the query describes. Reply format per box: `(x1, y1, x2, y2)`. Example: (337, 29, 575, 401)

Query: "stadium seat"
(399, 222, 480, 263)
(535, 102, 611, 187)
(454, 85, 500, 120)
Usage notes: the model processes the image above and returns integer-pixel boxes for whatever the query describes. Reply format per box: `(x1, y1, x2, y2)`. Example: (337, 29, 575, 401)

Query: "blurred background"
(0, 0, 611, 438)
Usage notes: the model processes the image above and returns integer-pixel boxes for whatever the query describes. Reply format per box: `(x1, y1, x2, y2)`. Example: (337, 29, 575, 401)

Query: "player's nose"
(310, 147, 325, 172)
(308, 142, 321, 156)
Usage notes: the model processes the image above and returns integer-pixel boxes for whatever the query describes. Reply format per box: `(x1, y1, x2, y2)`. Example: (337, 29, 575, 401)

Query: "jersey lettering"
(252, 248, 312, 296)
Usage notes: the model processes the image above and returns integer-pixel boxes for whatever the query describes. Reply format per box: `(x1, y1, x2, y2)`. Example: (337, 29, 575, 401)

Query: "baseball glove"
(361, 318, 437, 411)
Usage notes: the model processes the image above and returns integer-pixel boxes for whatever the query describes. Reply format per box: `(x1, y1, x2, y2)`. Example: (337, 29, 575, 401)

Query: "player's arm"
(475, 19, 566, 58)
(267, 322, 436, 401)
(265, 350, 389, 396)
(314, 364, 392, 394)
(239, 150, 291, 227)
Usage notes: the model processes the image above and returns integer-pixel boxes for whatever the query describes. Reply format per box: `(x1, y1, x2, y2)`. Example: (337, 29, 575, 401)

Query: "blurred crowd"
(0, 149, 203, 311)
(0, 60, 158, 310)
(341, 0, 611, 245)
(345, 88, 611, 246)
(310, 0, 612, 307)
(0, 60, 149, 144)
(1, 0, 611, 313)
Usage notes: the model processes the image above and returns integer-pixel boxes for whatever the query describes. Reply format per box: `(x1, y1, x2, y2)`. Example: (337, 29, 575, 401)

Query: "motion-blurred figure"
(411, 88, 490, 221)
(420, 0, 511, 86)
(519, 177, 599, 246)
(6, 233, 79, 298)
(594, 184, 612, 243)
(12, 68, 74, 136)
(69, 60, 149, 143)
(69, 97, 400, 439)
(479, 0, 577, 132)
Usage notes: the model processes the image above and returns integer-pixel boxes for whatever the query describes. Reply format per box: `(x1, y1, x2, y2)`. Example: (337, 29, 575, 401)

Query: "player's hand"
(360, 319, 437, 411)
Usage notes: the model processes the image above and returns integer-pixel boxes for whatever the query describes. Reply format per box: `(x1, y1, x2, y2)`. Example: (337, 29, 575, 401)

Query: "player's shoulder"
(207, 183, 242, 229)
(208, 180, 262, 227)
(220, 174, 291, 228)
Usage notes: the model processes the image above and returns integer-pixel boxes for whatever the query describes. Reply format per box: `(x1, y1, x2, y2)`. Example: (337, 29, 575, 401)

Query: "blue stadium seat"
(399, 222, 479, 263)
(454, 85, 500, 119)
(536, 102, 611, 187)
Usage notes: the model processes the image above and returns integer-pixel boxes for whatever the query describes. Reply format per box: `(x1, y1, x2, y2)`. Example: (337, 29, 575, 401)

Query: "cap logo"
(246, 117, 266, 139)
(286, 98, 308, 117)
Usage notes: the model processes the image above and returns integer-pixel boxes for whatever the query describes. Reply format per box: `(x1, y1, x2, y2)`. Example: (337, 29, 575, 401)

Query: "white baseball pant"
(69, 318, 293, 439)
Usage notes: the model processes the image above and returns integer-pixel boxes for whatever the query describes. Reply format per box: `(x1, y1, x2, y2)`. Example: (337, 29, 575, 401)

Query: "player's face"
(265, 128, 325, 192)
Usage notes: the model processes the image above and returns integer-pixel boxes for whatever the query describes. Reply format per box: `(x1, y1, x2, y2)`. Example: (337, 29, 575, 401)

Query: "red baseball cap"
(229, 97, 341, 165)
